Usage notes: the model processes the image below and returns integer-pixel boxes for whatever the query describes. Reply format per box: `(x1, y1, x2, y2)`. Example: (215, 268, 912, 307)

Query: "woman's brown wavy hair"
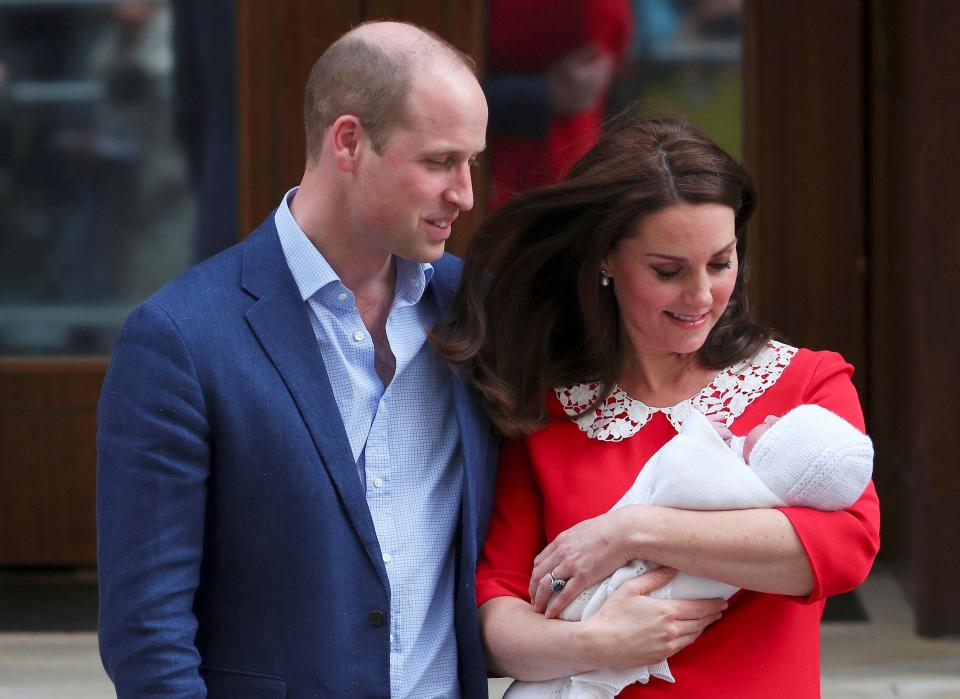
(431, 114, 769, 436)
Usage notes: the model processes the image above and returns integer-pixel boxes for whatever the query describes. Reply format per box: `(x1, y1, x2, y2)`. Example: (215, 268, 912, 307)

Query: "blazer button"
(368, 610, 386, 627)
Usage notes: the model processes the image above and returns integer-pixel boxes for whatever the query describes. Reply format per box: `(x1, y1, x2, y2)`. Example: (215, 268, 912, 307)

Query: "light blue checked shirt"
(275, 189, 464, 698)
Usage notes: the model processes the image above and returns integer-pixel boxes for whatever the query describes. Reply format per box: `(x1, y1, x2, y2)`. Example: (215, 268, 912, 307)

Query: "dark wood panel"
(396, 0, 446, 29)
(888, 0, 960, 637)
(236, 0, 280, 237)
(275, 2, 361, 197)
(0, 360, 105, 564)
(365, 0, 400, 19)
(867, 0, 960, 636)
(747, 0, 960, 635)
(744, 0, 867, 389)
(867, 0, 911, 574)
(438, 0, 489, 258)
(236, 1, 364, 236)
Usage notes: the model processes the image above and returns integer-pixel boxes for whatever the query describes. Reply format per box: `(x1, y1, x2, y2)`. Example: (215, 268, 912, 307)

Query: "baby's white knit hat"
(749, 404, 874, 510)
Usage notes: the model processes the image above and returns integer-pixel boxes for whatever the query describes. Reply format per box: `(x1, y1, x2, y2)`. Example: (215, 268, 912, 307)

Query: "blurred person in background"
(486, 0, 633, 208)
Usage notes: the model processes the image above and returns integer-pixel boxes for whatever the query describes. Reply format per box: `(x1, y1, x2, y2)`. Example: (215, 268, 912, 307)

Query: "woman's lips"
(664, 310, 710, 328)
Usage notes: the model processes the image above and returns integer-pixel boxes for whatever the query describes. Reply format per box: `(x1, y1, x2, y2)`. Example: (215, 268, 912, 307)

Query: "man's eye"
(653, 267, 680, 279)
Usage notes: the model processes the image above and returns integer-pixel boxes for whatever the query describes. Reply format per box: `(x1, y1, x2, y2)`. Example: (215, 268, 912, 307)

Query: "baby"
(713, 413, 780, 465)
(506, 404, 874, 699)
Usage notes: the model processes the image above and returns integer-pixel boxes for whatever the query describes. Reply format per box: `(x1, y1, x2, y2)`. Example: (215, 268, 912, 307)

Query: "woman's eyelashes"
(652, 267, 681, 279)
(651, 260, 733, 280)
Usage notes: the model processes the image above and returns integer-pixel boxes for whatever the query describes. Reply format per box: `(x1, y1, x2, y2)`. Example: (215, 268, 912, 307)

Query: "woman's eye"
(709, 260, 734, 271)
(653, 267, 680, 279)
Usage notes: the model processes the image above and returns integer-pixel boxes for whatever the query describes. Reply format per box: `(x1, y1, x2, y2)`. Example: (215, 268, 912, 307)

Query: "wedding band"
(548, 572, 567, 593)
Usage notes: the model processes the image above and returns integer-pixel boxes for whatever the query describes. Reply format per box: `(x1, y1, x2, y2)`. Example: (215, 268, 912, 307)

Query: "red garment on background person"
(476, 347, 881, 698)
(488, 0, 632, 208)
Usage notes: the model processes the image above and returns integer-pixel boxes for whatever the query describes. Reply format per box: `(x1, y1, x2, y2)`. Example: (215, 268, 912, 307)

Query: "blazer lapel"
(240, 220, 388, 590)
(452, 376, 486, 557)
(428, 256, 491, 559)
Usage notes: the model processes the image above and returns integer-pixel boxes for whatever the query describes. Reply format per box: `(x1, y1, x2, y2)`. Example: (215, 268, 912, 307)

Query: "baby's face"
(743, 415, 780, 463)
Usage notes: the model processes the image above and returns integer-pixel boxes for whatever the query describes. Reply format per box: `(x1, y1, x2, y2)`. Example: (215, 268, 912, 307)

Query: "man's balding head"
(303, 21, 476, 161)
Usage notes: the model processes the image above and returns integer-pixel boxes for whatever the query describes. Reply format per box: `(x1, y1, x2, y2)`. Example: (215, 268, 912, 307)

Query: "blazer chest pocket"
(201, 665, 287, 698)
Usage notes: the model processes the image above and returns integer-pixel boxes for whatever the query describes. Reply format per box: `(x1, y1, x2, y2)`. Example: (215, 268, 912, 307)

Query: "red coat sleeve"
(777, 352, 882, 601)
(476, 436, 546, 606)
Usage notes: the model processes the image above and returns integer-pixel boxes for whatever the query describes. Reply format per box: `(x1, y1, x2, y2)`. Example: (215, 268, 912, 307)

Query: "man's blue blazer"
(96, 216, 499, 698)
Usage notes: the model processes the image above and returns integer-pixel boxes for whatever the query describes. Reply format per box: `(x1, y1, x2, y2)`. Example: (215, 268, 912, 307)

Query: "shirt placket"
(365, 399, 402, 657)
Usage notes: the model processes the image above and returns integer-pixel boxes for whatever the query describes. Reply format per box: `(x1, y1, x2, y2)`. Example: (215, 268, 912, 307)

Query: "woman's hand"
(579, 568, 727, 669)
(481, 567, 727, 680)
(529, 506, 643, 618)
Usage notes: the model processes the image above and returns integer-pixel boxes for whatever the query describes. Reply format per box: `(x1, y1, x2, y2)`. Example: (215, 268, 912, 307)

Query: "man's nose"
(443, 163, 474, 212)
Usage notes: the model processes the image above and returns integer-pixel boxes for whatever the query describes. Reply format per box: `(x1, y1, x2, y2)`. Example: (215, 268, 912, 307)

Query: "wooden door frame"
(1, 358, 103, 564)
(745, 0, 960, 635)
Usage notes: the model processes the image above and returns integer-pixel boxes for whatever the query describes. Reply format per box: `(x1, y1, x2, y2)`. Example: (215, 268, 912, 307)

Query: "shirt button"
(353, 331, 364, 342)
(390, 633, 395, 643)
(372, 477, 383, 488)
(337, 292, 347, 301)
(382, 552, 393, 563)
(368, 610, 386, 627)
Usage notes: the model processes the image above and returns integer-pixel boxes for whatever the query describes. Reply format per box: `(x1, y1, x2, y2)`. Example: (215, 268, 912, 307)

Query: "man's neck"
(289, 178, 396, 298)
(290, 179, 399, 386)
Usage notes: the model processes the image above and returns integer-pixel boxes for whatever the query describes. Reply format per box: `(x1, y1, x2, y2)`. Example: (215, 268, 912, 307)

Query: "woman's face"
(602, 203, 738, 360)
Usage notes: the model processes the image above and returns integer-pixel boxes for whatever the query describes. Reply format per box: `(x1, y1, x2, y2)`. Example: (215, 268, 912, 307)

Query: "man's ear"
(330, 115, 365, 172)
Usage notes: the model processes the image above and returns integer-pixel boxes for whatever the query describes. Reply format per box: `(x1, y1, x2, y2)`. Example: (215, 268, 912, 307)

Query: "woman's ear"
(600, 250, 614, 280)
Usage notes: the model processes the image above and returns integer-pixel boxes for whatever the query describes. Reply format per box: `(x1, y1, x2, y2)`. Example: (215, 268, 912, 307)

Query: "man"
(97, 21, 496, 697)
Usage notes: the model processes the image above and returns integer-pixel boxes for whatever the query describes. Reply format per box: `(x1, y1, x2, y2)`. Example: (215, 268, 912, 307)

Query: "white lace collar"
(554, 341, 797, 442)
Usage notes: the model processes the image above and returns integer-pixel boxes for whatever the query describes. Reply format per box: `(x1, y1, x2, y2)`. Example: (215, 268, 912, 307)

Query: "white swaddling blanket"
(505, 405, 872, 699)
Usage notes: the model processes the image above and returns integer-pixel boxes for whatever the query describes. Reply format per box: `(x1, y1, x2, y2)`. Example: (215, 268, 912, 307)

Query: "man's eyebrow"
(644, 240, 737, 261)
(425, 144, 487, 159)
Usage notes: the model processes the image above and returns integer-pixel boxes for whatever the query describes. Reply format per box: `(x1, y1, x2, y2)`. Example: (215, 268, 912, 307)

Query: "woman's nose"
(684, 271, 713, 306)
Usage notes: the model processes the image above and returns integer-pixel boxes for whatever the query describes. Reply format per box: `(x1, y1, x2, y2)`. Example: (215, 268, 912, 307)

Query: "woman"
(433, 115, 880, 697)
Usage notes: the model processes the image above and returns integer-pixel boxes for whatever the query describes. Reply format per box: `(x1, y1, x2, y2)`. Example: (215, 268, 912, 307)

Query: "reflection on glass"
(608, 0, 743, 156)
(0, 0, 232, 356)
(485, 0, 742, 208)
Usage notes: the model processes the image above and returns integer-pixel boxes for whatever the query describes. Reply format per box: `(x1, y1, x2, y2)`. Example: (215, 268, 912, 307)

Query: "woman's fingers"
(531, 573, 556, 613)
(669, 598, 729, 621)
(535, 562, 683, 619)
(529, 544, 561, 600)
(581, 581, 728, 668)
(620, 566, 678, 596)
(529, 508, 638, 608)
(542, 564, 671, 619)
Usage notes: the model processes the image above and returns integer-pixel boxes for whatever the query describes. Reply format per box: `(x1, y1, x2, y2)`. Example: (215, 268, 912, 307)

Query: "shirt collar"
(273, 187, 434, 307)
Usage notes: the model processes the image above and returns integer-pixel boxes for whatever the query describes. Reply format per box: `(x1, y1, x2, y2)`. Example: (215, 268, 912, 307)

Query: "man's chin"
(418, 238, 448, 262)
(395, 243, 446, 264)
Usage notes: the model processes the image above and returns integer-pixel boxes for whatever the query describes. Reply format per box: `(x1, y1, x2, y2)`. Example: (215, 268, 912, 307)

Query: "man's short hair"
(303, 22, 475, 159)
